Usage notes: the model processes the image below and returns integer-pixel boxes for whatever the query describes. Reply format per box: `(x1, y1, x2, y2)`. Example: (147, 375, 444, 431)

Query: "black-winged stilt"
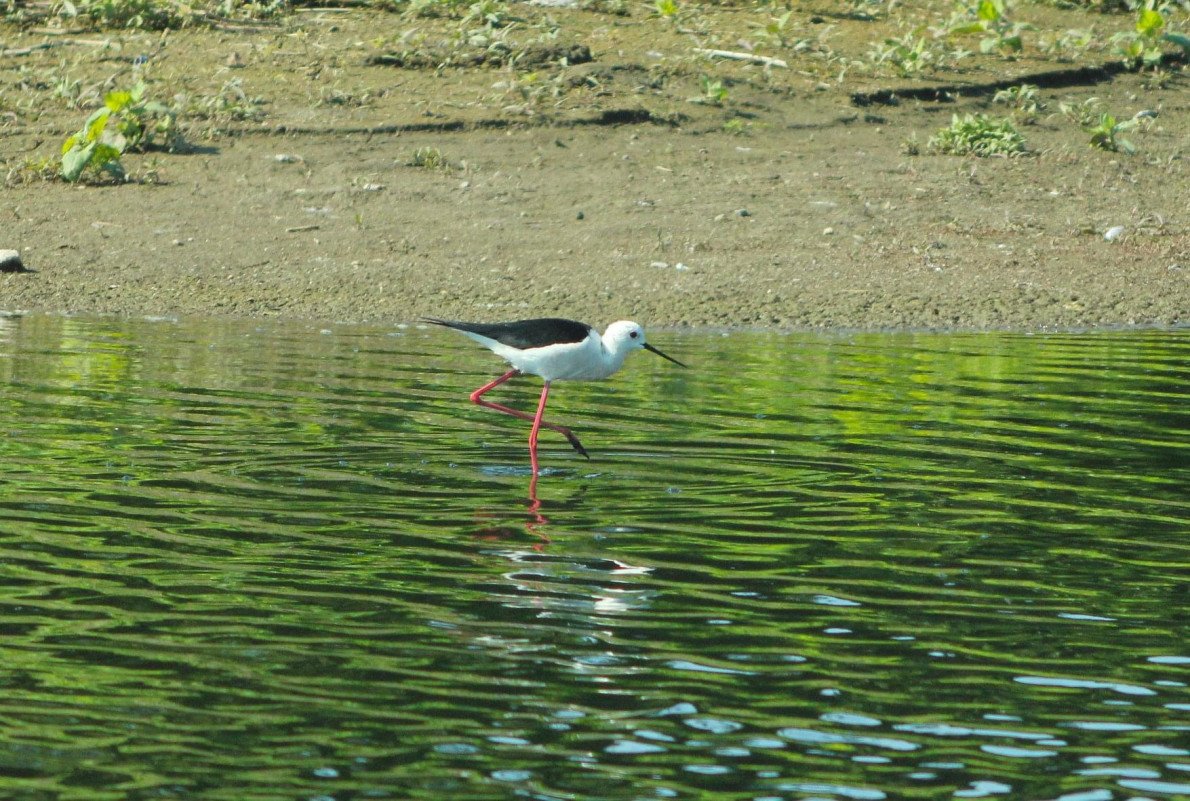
(423, 317, 687, 477)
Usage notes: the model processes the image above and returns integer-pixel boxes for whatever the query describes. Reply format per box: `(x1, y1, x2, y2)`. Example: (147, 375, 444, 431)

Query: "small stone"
(735, 208, 751, 217)
(823, 227, 834, 235)
(274, 153, 302, 163)
(1104, 225, 1125, 242)
(576, 210, 585, 220)
(0, 249, 25, 273)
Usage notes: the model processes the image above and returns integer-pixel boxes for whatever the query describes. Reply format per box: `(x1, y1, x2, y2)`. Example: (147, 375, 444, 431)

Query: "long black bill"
(644, 342, 688, 368)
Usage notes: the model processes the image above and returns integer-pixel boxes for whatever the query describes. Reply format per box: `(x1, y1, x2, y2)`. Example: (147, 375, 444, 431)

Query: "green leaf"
(85, 108, 111, 141)
(977, 0, 1001, 22)
(1136, 8, 1163, 37)
(1164, 32, 1190, 53)
(105, 90, 133, 113)
(61, 142, 95, 181)
(61, 133, 80, 155)
(92, 143, 124, 172)
(950, 22, 986, 35)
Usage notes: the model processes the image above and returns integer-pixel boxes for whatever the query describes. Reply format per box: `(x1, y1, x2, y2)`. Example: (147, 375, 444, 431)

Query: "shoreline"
(2, 10, 1186, 331)
(2, 307, 1185, 336)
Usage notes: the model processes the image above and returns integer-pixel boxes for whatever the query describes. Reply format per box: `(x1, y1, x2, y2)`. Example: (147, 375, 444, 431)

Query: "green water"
(0, 314, 1186, 801)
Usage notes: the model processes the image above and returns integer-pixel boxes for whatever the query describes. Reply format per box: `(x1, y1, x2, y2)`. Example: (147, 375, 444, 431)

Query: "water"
(0, 314, 1186, 801)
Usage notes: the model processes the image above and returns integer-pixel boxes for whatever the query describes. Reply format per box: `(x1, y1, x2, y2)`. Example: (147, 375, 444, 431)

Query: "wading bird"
(424, 317, 687, 478)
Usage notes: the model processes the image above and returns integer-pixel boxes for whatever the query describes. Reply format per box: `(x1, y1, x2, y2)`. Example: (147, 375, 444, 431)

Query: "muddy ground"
(1, 1, 1186, 329)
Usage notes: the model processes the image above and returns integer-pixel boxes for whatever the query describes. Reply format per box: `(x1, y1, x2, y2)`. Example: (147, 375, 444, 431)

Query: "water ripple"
(0, 317, 1186, 800)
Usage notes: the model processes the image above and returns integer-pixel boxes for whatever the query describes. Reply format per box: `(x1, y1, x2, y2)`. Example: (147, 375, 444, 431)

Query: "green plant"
(1059, 96, 1103, 126)
(50, 0, 285, 27)
(655, 0, 679, 18)
(108, 82, 178, 151)
(57, 0, 190, 30)
(5, 155, 59, 186)
(410, 146, 447, 168)
(1038, 27, 1093, 60)
(1085, 110, 1154, 154)
(868, 30, 961, 75)
(928, 113, 1026, 156)
(61, 104, 127, 182)
(755, 9, 795, 47)
(1111, 3, 1190, 69)
(993, 82, 1044, 122)
(60, 82, 176, 182)
(947, 0, 1032, 55)
(689, 75, 728, 106)
(406, 0, 472, 18)
(723, 117, 751, 135)
(461, 0, 511, 29)
(188, 78, 266, 125)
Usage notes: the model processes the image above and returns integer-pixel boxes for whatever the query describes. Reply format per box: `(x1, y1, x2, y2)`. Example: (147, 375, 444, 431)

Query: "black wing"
(422, 317, 594, 350)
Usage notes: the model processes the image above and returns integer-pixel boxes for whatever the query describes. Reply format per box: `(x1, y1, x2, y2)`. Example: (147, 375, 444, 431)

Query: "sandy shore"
(2, 7, 1186, 329)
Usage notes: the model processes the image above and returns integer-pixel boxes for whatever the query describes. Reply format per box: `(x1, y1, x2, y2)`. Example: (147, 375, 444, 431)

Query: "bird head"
(604, 321, 687, 368)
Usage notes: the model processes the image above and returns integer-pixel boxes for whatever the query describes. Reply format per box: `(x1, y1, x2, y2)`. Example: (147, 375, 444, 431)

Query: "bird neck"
(599, 335, 630, 376)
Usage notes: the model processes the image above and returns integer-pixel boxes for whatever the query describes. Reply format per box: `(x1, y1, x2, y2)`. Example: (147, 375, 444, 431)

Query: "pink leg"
(528, 381, 551, 477)
(469, 370, 589, 459)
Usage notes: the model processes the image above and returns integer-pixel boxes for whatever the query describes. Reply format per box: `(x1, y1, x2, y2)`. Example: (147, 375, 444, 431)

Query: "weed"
(755, 9, 795, 47)
(57, 0, 191, 30)
(928, 113, 1026, 156)
(410, 146, 447, 168)
(993, 83, 1044, 123)
(1086, 110, 1155, 154)
(1037, 27, 1094, 60)
(406, 0, 472, 18)
(723, 117, 751, 136)
(689, 75, 728, 106)
(61, 107, 127, 182)
(654, 0, 679, 19)
(188, 78, 266, 126)
(319, 86, 378, 107)
(52, 74, 85, 109)
(44, 0, 284, 28)
(5, 155, 59, 186)
(60, 82, 177, 182)
(868, 30, 961, 76)
(109, 82, 179, 151)
(1111, 3, 1190, 69)
(1059, 96, 1103, 126)
(946, 0, 1032, 55)
(461, 0, 513, 29)
(578, 0, 629, 15)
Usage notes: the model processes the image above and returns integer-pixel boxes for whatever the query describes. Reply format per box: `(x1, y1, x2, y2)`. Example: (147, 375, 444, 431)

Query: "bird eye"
(630, 330, 639, 339)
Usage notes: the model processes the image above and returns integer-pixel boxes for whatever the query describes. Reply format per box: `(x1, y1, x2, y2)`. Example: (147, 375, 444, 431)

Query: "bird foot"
(564, 432, 590, 460)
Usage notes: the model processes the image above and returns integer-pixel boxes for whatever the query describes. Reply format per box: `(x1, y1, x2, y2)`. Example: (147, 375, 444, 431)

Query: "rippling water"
(0, 314, 1186, 801)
